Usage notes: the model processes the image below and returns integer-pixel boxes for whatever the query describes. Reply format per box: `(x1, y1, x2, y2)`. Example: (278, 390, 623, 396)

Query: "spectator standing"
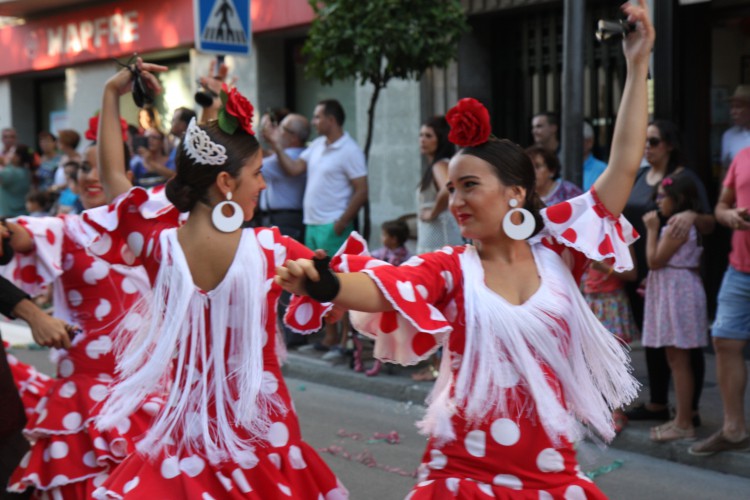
(52, 129, 81, 190)
(269, 99, 368, 359)
(54, 161, 83, 215)
(526, 145, 582, 205)
(642, 174, 708, 442)
(130, 127, 174, 187)
(259, 112, 310, 242)
(165, 107, 197, 170)
(416, 116, 462, 255)
(582, 121, 607, 190)
(0, 144, 33, 217)
(36, 131, 61, 192)
(25, 191, 50, 217)
(623, 120, 714, 425)
(689, 146, 750, 456)
(721, 85, 750, 170)
(0, 127, 17, 166)
(531, 111, 560, 156)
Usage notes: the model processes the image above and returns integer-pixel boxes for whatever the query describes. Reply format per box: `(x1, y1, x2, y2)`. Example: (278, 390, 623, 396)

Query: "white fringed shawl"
(420, 244, 639, 446)
(97, 228, 283, 463)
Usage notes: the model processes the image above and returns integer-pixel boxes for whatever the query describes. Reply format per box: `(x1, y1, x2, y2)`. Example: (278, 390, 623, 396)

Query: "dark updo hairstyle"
(166, 121, 260, 212)
(524, 145, 561, 180)
(419, 115, 456, 193)
(658, 172, 702, 215)
(649, 119, 686, 175)
(460, 138, 546, 237)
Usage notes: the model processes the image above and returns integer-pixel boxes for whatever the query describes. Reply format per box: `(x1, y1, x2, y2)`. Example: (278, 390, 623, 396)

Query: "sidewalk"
(281, 337, 750, 480)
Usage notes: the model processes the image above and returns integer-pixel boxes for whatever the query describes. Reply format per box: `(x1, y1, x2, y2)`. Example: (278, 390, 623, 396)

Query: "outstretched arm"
(593, 0, 654, 216)
(275, 258, 394, 313)
(99, 58, 166, 202)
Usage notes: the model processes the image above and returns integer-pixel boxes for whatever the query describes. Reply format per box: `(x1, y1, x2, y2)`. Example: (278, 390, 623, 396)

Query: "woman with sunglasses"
(623, 120, 715, 426)
(2, 118, 168, 498)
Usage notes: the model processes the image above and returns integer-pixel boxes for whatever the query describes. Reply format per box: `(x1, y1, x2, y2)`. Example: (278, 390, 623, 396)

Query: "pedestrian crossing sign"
(194, 0, 252, 56)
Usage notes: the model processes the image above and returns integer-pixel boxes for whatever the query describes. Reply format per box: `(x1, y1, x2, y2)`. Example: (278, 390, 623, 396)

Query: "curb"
(282, 352, 750, 480)
(281, 352, 431, 405)
(612, 421, 750, 480)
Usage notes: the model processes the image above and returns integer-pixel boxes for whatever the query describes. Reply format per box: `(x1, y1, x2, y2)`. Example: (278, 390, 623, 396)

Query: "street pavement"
(5, 320, 750, 498)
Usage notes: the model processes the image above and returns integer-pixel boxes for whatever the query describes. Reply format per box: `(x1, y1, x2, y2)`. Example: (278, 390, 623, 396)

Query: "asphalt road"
(8, 347, 750, 499)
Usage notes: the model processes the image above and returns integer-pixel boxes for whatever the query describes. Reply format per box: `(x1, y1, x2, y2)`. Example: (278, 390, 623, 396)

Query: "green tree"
(304, 0, 467, 159)
(303, 0, 468, 237)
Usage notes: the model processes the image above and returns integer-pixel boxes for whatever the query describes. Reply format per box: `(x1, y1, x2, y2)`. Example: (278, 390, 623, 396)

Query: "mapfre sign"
(0, 0, 195, 77)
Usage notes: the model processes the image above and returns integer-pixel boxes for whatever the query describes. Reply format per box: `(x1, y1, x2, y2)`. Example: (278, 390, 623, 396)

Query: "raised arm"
(99, 58, 166, 202)
(592, 0, 654, 216)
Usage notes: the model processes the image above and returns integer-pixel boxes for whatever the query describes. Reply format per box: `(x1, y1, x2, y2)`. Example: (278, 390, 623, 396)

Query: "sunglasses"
(646, 137, 662, 147)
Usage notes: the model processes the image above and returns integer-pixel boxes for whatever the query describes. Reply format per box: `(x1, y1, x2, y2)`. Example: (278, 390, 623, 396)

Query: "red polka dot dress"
(5, 341, 53, 418)
(331, 190, 640, 499)
(4, 213, 161, 498)
(82, 188, 346, 499)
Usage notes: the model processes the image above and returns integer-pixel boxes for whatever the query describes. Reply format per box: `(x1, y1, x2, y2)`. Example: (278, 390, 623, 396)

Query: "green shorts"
(305, 222, 354, 257)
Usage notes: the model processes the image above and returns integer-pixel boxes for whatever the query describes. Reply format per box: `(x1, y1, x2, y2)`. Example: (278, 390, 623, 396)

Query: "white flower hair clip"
(183, 117, 228, 166)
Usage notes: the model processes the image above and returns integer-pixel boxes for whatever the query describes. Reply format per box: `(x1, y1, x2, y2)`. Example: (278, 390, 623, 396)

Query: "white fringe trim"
(97, 228, 284, 463)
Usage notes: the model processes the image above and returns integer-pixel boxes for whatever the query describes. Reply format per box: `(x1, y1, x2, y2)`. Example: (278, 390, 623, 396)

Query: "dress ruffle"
(406, 475, 605, 500)
(330, 233, 454, 366)
(8, 372, 161, 493)
(92, 442, 348, 500)
(5, 345, 53, 418)
(538, 188, 638, 273)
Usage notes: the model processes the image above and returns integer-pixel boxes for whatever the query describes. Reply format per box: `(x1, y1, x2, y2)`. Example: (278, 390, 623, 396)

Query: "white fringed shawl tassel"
(97, 229, 283, 463)
(434, 245, 638, 445)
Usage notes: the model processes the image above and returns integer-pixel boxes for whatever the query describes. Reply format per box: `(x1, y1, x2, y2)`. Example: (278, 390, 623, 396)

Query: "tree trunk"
(361, 81, 383, 241)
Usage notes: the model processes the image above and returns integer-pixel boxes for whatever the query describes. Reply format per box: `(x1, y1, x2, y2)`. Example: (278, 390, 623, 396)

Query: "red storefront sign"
(0, 0, 314, 77)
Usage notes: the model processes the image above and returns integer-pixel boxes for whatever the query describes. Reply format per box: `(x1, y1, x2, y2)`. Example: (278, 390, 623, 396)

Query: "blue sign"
(194, 0, 252, 56)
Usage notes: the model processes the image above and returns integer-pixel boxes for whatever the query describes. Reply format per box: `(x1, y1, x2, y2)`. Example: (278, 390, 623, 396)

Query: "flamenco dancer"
(84, 61, 346, 499)
(275, 2, 653, 498)
(3, 116, 166, 498)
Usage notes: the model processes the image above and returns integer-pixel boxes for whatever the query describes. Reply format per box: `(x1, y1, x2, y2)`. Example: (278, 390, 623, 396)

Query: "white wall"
(0, 79, 12, 131)
(65, 62, 117, 144)
(355, 78, 422, 247)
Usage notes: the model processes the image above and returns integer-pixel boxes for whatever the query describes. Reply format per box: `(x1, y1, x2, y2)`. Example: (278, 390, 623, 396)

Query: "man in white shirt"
(722, 85, 750, 169)
(270, 99, 368, 358)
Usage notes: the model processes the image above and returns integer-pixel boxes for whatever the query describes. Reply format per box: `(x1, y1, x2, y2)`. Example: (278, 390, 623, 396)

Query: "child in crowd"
(25, 191, 50, 217)
(370, 219, 412, 266)
(354, 219, 412, 376)
(54, 160, 82, 214)
(583, 250, 639, 345)
(642, 173, 708, 442)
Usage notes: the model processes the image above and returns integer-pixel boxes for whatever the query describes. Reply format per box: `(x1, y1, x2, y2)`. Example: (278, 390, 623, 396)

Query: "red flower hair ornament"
(218, 84, 255, 136)
(85, 113, 129, 143)
(446, 98, 492, 147)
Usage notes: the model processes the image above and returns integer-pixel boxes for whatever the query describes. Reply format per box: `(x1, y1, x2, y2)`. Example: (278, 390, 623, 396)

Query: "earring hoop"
(502, 198, 535, 240)
(211, 192, 244, 233)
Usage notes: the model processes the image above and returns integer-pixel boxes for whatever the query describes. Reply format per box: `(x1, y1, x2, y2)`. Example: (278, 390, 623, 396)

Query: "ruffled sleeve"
(328, 233, 457, 366)
(258, 227, 333, 334)
(537, 188, 638, 281)
(82, 186, 181, 275)
(3, 216, 65, 296)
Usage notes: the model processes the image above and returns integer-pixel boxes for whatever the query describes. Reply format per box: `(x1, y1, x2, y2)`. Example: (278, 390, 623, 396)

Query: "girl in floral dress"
(85, 61, 345, 499)
(276, 3, 653, 498)
(642, 173, 708, 442)
(3, 121, 166, 498)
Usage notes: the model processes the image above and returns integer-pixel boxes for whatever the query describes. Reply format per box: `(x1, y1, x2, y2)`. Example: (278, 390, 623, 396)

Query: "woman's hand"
(725, 207, 750, 231)
(104, 57, 167, 97)
(419, 207, 434, 222)
(621, 0, 655, 68)
(642, 210, 660, 231)
(667, 210, 696, 239)
(275, 258, 320, 296)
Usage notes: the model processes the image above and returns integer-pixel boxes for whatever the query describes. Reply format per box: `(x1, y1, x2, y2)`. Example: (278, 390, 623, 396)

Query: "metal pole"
(561, 0, 585, 187)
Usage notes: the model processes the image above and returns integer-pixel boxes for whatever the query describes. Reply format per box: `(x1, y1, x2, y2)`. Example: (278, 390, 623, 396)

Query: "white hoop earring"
(211, 192, 244, 233)
(502, 198, 535, 240)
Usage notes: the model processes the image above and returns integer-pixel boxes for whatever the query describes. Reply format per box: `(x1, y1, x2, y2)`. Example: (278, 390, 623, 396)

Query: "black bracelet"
(304, 256, 341, 303)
